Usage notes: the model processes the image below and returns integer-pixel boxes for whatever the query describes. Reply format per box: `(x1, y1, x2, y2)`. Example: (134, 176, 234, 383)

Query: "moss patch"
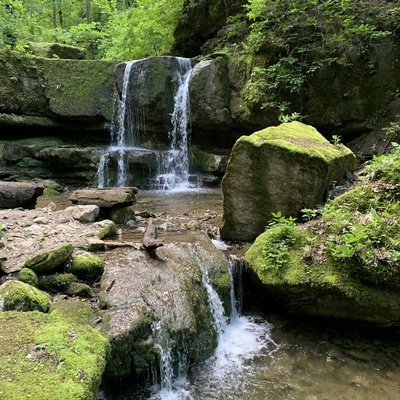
(0, 302, 109, 400)
(0, 281, 51, 312)
(17, 268, 39, 287)
(68, 254, 104, 281)
(39, 273, 78, 294)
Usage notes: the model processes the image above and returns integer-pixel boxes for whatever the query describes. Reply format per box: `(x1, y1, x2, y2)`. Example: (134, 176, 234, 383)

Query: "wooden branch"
(143, 219, 164, 250)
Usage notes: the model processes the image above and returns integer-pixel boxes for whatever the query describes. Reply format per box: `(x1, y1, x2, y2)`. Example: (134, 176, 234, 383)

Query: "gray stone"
(69, 187, 138, 208)
(0, 182, 44, 209)
(71, 205, 100, 222)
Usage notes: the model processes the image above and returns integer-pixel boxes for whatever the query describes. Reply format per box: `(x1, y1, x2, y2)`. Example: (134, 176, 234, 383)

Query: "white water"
(152, 58, 196, 191)
(98, 57, 197, 190)
(143, 260, 278, 400)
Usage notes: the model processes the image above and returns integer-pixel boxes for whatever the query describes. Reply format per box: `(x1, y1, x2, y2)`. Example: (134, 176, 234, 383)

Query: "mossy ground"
(0, 303, 109, 400)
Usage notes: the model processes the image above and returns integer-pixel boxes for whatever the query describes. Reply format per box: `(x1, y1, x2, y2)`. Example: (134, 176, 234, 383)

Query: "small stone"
(23, 224, 44, 238)
(33, 217, 49, 225)
(46, 202, 57, 211)
(71, 205, 100, 223)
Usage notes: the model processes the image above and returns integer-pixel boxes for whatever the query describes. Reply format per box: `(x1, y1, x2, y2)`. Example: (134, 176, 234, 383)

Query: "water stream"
(93, 190, 400, 400)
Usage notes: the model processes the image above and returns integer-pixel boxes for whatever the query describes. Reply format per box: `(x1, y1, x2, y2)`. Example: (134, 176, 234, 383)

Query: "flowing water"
(152, 58, 195, 191)
(97, 57, 196, 190)
(94, 189, 400, 400)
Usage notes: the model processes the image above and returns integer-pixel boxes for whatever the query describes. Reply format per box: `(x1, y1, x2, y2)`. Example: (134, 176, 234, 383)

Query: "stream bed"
(38, 189, 400, 400)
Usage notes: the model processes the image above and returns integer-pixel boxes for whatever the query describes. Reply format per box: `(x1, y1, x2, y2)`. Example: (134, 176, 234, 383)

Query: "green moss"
(97, 222, 117, 240)
(0, 303, 109, 400)
(25, 244, 74, 275)
(39, 273, 78, 293)
(43, 58, 116, 119)
(43, 188, 61, 196)
(65, 282, 94, 298)
(211, 269, 232, 316)
(68, 254, 104, 281)
(17, 268, 39, 287)
(243, 121, 354, 162)
(0, 280, 51, 312)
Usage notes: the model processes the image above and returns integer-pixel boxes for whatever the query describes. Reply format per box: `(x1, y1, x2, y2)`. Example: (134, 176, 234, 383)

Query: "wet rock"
(86, 237, 105, 252)
(69, 187, 138, 208)
(100, 232, 229, 380)
(0, 280, 51, 312)
(0, 182, 44, 209)
(24, 243, 74, 275)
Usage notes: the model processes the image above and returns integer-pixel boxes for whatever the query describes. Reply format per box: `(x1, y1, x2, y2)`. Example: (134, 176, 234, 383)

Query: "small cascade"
(97, 57, 198, 190)
(153, 58, 196, 191)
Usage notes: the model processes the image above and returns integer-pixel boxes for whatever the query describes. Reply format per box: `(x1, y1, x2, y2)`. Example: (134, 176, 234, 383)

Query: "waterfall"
(97, 57, 197, 190)
(153, 58, 195, 191)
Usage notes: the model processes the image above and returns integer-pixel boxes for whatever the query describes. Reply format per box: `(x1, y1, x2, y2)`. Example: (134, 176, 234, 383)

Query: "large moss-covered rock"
(0, 301, 109, 400)
(245, 146, 400, 325)
(221, 122, 356, 242)
(0, 280, 51, 312)
(25, 244, 74, 275)
(0, 48, 116, 127)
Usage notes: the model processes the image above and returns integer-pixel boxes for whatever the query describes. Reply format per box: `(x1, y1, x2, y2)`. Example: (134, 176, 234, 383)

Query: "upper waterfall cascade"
(97, 57, 197, 190)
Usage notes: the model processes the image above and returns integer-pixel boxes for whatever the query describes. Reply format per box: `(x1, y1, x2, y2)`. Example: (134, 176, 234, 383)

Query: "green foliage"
(331, 135, 342, 146)
(267, 211, 297, 228)
(262, 212, 298, 270)
(239, 0, 398, 111)
(262, 225, 297, 269)
(0, 0, 184, 60)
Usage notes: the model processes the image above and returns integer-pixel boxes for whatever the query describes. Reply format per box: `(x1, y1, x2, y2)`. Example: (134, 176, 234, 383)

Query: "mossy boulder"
(245, 146, 400, 325)
(65, 282, 94, 298)
(68, 253, 104, 281)
(17, 268, 39, 287)
(38, 273, 78, 294)
(221, 121, 356, 242)
(28, 42, 86, 60)
(0, 300, 109, 400)
(0, 280, 51, 312)
(25, 244, 74, 275)
(96, 220, 117, 240)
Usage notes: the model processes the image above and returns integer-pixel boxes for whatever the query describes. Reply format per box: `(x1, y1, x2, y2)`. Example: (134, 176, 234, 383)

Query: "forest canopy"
(0, 0, 184, 60)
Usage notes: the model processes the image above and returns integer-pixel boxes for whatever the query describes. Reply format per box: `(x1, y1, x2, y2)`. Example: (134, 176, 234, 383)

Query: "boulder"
(68, 252, 104, 281)
(69, 187, 138, 208)
(70, 205, 100, 222)
(0, 181, 44, 209)
(99, 232, 230, 380)
(221, 122, 356, 242)
(24, 244, 74, 275)
(0, 280, 51, 312)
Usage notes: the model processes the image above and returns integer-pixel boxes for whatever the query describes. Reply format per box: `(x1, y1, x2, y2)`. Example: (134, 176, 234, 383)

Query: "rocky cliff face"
(0, 49, 117, 139)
